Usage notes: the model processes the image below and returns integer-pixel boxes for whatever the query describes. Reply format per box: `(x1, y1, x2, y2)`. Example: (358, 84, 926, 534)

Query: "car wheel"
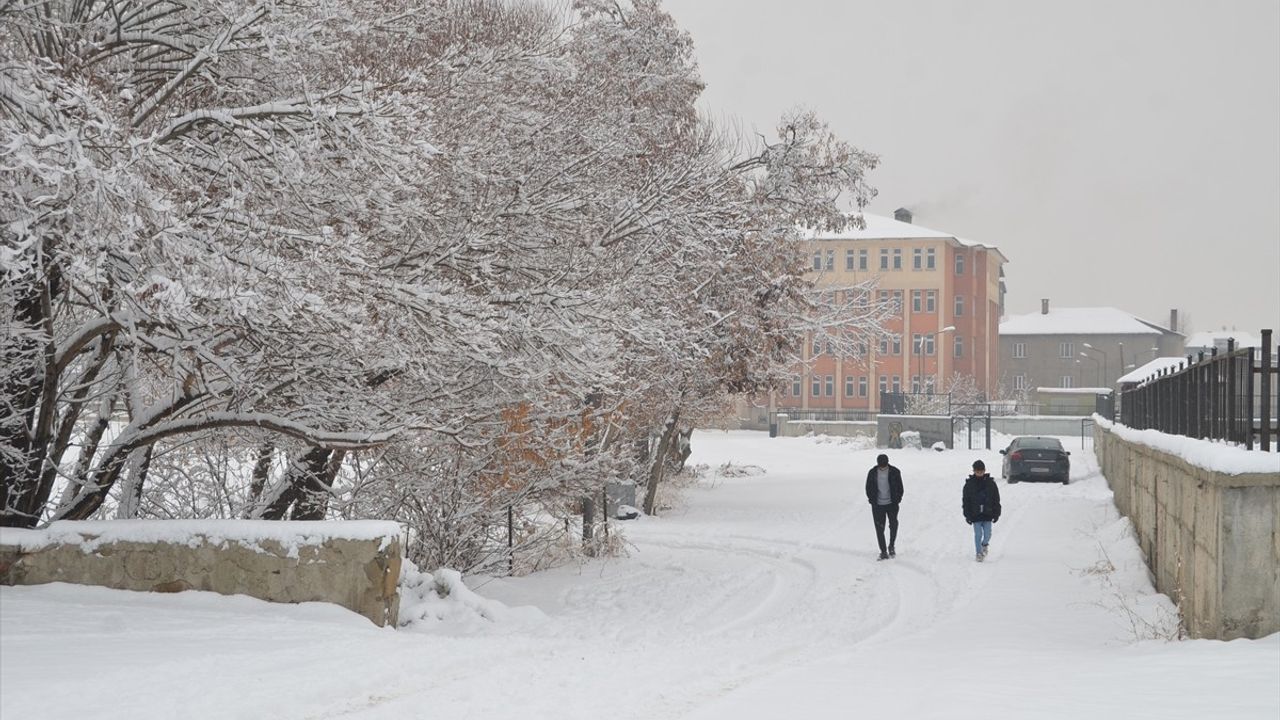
(1061, 477, 1069, 485)
(1008, 478, 1019, 484)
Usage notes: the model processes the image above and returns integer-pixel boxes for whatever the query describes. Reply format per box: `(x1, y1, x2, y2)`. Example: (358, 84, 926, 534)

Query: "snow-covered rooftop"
(1000, 307, 1175, 336)
(1184, 330, 1266, 350)
(1117, 357, 1189, 385)
(1035, 387, 1113, 394)
(801, 213, 1004, 254)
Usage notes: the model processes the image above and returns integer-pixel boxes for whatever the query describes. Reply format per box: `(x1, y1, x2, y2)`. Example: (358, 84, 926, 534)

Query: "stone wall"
(1093, 425, 1280, 639)
(0, 520, 402, 627)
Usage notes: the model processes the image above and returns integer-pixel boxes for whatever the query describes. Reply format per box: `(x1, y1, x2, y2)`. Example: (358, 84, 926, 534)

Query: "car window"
(1017, 438, 1063, 450)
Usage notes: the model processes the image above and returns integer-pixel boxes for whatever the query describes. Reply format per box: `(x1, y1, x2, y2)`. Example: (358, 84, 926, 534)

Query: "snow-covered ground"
(3, 431, 1277, 719)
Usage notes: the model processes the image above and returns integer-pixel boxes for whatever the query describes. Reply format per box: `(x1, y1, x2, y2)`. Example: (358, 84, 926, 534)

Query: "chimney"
(894, 207, 913, 224)
(1169, 308, 1179, 333)
(1041, 298, 1050, 315)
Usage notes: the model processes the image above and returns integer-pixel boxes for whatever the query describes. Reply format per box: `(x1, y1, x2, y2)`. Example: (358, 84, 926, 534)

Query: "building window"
(892, 335, 902, 355)
(892, 375, 901, 393)
(845, 249, 855, 270)
(955, 253, 965, 275)
(1013, 374, 1027, 391)
(1013, 342, 1027, 359)
(926, 248, 936, 270)
(954, 295, 964, 316)
(954, 335, 964, 358)
(893, 290, 903, 314)
(858, 376, 868, 397)
(812, 337, 821, 356)
(924, 334, 936, 356)
(812, 251, 822, 270)
(924, 375, 936, 392)
(912, 290, 922, 313)
(880, 248, 889, 270)
(912, 248, 923, 270)
(792, 379, 802, 396)
(825, 250, 834, 271)
(845, 376, 855, 397)
(812, 376, 822, 397)
(879, 375, 888, 394)
(911, 375, 921, 393)
(859, 249, 868, 270)
(1061, 375, 1074, 388)
(879, 337, 889, 355)
(892, 248, 902, 270)
(925, 290, 936, 313)
(1059, 341, 1074, 358)
(824, 375, 834, 396)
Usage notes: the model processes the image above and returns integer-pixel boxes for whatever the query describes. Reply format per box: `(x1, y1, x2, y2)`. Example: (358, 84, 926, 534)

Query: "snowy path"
(2, 431, 1276, 720)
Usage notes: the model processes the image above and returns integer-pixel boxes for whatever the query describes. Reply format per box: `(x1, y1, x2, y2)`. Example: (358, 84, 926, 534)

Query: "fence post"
(1262, 329, 1273, 452)
(507, 505, 514, 575)
(1227, 339, 1238, 444)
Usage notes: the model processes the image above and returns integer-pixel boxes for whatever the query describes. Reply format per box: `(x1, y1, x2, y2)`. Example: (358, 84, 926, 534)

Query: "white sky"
(663, 0, 1280, 336)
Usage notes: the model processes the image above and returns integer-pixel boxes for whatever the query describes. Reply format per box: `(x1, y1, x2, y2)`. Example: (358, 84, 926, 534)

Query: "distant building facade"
(999, 301, 1184, 392)
(771, 210, 1007, 414)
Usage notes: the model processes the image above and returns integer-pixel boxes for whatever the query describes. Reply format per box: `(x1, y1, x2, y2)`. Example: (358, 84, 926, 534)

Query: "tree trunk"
(290, 449, 346, 520)
(0, 256, 60, 527)
(256, 447, 331, 520)
(114, 446, 154, 519)
(642, 410, 680, 516)
(246, 443, 275, 507)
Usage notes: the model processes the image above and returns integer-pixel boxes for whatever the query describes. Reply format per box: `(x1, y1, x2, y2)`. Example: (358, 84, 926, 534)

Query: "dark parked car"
(1000, 437, 1071, 484)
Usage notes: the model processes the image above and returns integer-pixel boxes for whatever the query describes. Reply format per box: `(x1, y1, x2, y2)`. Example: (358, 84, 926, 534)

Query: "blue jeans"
(972, 520, 993, 555)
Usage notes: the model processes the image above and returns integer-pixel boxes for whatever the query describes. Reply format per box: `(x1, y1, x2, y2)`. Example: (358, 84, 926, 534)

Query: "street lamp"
(1082, 343, 1109, 386)
(1079, 352, 1101, 386)
(914, 325, 955, 393)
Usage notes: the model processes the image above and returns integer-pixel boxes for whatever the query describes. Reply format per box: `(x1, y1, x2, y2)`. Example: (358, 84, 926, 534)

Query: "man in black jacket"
(962, 460, 1001, 561)
(865, 453, 904, 560)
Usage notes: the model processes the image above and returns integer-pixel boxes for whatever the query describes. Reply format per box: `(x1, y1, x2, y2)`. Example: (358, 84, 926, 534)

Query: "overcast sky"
(663, 0, 1280, 337)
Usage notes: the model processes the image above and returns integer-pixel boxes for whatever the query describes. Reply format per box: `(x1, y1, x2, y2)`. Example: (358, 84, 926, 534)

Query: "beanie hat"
(972, 460, 985, 471)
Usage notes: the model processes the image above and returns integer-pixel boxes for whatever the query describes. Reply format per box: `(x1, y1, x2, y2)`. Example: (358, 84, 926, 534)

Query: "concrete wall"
(0, 525, 402, 627)
(775, 414, 877, 439)
(1093, 425, 1280, 639)
(877, 415, 954, 449)
(988, 415, 1090, 437)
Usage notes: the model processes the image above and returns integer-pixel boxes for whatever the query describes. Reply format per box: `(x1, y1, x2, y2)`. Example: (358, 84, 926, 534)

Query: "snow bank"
(398, 561, 544, 631)
(0, 519, 403, 556)
(1095, 416, 1280, 475)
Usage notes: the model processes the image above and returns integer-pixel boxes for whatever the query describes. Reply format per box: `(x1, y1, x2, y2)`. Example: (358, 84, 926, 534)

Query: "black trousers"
(871, 502, 900, 553)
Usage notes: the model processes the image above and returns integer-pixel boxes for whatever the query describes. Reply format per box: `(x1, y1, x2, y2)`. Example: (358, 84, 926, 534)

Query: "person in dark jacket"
(865, 453, 904, 560)
(962, 460, 1001, 562)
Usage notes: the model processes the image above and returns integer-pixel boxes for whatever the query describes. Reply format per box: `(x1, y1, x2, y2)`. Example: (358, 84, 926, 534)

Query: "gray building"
(999, 300, 1184, 392)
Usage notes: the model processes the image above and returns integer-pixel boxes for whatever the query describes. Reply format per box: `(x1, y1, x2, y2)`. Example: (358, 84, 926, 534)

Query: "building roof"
(1000, 307, 1178, 336)
(1183, 330, 1264, 350)
(1035, 386, 1113, 395)
(1117, 357, 1189, 385)
(801, 213, 1008, 261)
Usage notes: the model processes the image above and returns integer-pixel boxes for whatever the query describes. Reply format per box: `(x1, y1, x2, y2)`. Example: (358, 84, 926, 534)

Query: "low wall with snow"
(988, 415, 1089, 437)
(0, 520, 402, 627)
(776, 417, 877, 439)
(1093, 419, 1280, 640)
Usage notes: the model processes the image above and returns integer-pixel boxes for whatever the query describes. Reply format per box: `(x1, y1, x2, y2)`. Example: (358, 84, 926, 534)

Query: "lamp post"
(1082, 343, 1109, 386)
(1079, 352, 1101, 386)
(916, 326, 955, 393)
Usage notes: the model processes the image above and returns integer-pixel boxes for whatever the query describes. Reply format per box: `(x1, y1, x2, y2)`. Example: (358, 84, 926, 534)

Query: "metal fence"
(1119, 330, 1277, 451)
